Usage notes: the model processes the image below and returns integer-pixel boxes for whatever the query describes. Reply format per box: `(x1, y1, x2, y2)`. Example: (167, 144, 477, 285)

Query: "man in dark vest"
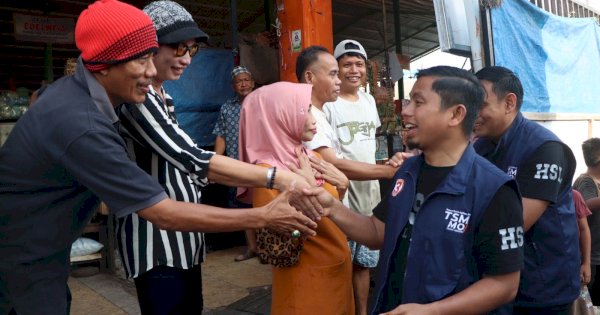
(474, 66, 580, 314)
(302, 66, 524, 314)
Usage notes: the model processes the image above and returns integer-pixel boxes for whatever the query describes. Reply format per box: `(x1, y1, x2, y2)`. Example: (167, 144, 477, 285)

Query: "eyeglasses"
(168, 42, 204, 57)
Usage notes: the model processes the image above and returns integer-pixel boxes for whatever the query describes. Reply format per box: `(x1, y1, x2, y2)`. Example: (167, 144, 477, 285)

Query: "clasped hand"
(286, 147, 344, 220)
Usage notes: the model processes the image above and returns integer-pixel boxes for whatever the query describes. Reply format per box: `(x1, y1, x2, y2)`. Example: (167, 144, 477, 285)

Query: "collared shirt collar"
(489, 112, 523, 158)
(231, 95, 243, 105)
(75, 57, 119, 125)
(500, 112, 524, 144)
(146, 84, 173, 113)
(147, 84, 169, 101)
(408, 144, 477, 195)
(475, 112, 523, 163)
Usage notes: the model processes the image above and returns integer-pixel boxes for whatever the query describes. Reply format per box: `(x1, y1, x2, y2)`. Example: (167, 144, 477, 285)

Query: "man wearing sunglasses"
(115, 2, 215, 313)
(116, 1, 319, 314)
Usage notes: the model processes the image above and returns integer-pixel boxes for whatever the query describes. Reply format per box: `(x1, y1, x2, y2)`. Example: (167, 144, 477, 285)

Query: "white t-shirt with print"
(324, 90, 381, 215)
(304, 106, 343, 158)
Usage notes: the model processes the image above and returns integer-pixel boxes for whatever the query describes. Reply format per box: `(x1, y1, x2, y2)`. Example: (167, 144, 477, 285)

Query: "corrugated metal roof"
(333, 0, 439, 61)
(2, 0, 597, 91)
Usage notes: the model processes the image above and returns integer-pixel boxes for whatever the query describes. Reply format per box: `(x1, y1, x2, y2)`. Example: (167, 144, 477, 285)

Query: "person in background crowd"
(0, 1, 316, 314)
(117, 2, 319, 314)
(323, 39, 381, 315)
(301, 65, 524, 314)
(573, 189, 592, 286)
(28, 80, 48, 105)
(212, 66, 259, 262)
(474, 66, 579, 314)
(238, 81, 354, 315)
(63, 58, 77, 76)
(574, 137, 600, 304)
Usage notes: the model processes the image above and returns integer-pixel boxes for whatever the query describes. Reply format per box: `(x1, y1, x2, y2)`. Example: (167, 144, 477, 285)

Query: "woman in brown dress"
(238, 81, 354, 314)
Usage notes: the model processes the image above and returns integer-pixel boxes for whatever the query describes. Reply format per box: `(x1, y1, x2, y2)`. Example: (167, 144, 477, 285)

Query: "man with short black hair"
(474, 66, 580, 314)
(303, 66, 524, 314)
(574, 137, 600, 305)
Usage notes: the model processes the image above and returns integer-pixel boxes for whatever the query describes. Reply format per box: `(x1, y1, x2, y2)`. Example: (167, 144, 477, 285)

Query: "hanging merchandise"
(368, 60, 398, 135)
(0, 91, 28, 120)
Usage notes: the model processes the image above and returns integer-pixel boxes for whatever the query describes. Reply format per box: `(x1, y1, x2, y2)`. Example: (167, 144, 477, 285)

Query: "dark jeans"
(5, 289, 71, 315)
(512, 303, 572, 315)
(588, 264, 600, 305)
(0, 249, 71, 315)
(134, 264, 203, 315)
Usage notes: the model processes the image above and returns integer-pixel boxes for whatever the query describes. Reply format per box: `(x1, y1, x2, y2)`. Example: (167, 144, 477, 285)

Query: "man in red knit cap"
(0, 1, 317, 314)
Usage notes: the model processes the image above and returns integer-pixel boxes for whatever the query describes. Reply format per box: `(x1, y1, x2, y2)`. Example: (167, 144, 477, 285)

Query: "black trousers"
(512, 303, 572, 315)
(5, 289, 70, 315)
(588, 264, 600, 305)
(0, 249, 71, 315)
(134, 264, 203, 315)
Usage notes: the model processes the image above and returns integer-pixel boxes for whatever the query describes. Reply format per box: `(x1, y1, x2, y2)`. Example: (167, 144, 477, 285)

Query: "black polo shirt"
(0, 59, 166, 265)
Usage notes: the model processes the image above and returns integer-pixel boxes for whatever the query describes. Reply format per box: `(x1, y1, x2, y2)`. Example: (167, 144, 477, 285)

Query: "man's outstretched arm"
(315, 146, 397, 180)
(137, 190, 317, 236)
(379, 271, 520, 315)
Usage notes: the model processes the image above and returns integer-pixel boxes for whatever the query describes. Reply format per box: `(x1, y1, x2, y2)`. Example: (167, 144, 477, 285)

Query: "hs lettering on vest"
(533, 163, 563, 182)
(444, 209, 470, 233)
(499, 227, 524, 250)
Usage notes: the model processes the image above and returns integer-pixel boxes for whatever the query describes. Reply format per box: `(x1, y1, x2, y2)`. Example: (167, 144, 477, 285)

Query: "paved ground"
(69, 246, 272, 315)
(67, 246, 600, 315)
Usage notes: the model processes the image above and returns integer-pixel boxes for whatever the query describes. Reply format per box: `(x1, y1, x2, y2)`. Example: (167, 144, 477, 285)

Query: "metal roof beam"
(370, 22, 436, 58)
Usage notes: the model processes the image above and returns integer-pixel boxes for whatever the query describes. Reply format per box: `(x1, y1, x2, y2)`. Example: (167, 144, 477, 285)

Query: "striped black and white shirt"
(116, 85, 214, 278)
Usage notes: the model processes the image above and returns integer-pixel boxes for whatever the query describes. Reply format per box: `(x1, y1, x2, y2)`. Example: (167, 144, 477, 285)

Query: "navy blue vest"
(474, 113, 580, 307)
(371, 145, 517, 314)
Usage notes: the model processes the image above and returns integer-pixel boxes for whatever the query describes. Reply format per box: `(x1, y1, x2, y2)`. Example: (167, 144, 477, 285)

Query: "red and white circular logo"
(392, 179, 405, 197)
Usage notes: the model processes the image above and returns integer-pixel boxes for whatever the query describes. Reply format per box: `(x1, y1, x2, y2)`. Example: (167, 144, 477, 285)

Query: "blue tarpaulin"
(492, 0, 600, 113)
(164, 49, 234, 146)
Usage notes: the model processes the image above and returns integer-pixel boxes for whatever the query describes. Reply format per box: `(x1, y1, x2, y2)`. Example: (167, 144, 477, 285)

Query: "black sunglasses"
(168, 42, 204, 57)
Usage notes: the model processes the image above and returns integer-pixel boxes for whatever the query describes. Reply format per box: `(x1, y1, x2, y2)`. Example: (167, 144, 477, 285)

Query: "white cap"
(333, 39, 367, 60)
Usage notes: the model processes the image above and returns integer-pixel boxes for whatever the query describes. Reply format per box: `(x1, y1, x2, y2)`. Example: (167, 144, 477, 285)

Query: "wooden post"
(276, 0, 333, 82)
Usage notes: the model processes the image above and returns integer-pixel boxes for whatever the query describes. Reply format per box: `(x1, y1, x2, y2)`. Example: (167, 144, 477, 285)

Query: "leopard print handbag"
(255, 228, 304, 268)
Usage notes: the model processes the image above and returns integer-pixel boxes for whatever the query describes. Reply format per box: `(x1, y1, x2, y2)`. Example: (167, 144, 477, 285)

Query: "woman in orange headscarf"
(238, 82, 354, 314)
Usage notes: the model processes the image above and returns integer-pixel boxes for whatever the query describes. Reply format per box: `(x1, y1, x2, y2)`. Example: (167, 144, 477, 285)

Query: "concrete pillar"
(276, 0, 333, 82)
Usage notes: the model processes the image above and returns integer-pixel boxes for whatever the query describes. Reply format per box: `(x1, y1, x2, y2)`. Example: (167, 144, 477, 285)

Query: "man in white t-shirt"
(297, 44, 397, 315)
(325, 40, 382, 218)
(295, 46, 343, 156)
(326, 39, 382, 315)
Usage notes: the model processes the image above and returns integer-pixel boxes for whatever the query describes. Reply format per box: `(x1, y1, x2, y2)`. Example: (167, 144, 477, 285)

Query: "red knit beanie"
(75, 0, 158, 72)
